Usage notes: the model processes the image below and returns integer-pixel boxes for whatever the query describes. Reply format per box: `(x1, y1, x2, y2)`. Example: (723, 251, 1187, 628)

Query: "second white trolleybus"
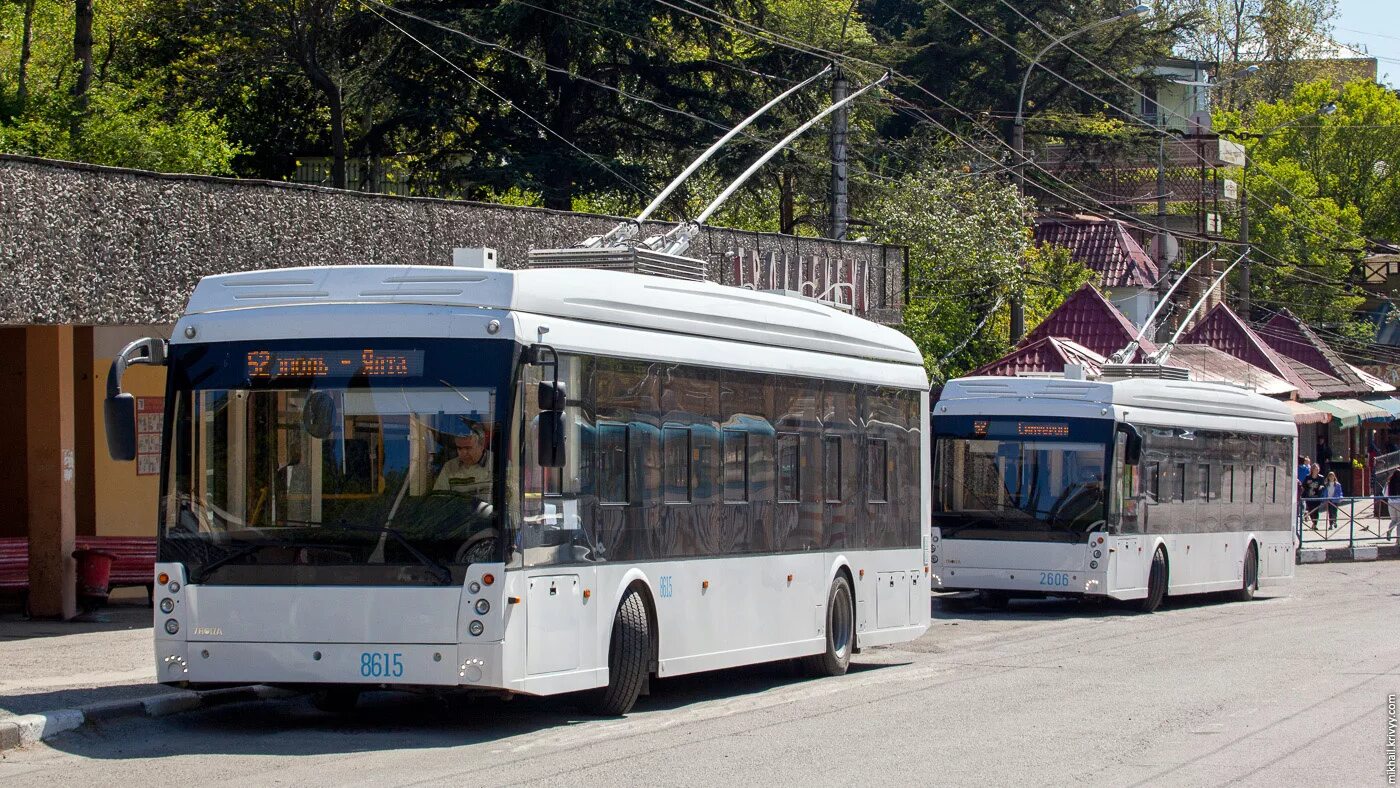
(930, 370, 1296, 611)
(104, 255, 930, 714)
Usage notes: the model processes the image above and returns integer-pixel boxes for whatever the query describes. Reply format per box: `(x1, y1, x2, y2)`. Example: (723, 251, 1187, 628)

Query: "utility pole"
(1010, 121, 1026, 341)
(829, 66, 849, 241)
(1239, 161, 1250, 320)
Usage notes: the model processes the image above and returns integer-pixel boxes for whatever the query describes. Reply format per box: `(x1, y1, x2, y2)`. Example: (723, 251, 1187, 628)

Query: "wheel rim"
(831, 585, 853, 659)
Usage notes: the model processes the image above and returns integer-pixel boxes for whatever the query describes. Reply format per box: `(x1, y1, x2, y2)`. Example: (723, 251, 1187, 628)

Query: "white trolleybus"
(930, 369, 1296, 612)
(103, 255, 930, 714)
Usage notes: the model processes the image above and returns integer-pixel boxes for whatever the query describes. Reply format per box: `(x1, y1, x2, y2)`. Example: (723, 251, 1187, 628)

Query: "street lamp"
(1009, 3, 1150, 340)
(1229, 101, 1337, 319)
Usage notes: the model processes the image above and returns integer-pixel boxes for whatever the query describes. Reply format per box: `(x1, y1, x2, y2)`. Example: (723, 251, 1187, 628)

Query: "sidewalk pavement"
(0, 599, 286, 751)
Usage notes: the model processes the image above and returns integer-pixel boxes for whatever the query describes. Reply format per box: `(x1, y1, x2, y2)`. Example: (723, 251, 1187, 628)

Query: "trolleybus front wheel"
(804, 574, 854, 677)
(1231, 542, 1259, 602)
(1139, 547, 1168, 613)
(584, 588, 651, 716)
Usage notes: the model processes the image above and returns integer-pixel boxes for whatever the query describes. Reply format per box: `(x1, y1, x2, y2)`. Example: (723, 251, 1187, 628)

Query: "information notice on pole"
(136, 397, 164, 476)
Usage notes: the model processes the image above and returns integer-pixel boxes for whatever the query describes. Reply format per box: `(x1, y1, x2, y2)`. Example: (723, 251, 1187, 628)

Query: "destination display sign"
(245, 349, 424, 380)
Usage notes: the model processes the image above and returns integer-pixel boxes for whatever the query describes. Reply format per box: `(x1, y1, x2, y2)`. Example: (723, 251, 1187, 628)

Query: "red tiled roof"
(1181, 303, 1320, 400)
(1034, 217, 1160, 289)
(970, 337, 1106, 377)
(1169, 345, 1297, 397)
(1022, 283, 1156, 360)
(1256, 309, 1369, 392)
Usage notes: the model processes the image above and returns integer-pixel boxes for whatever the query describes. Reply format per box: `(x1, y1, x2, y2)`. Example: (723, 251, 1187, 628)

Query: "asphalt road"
(4, 562, 1398, 787)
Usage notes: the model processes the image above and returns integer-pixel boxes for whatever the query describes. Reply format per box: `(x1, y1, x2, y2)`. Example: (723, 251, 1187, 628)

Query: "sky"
(1335, 0, 1400, 85)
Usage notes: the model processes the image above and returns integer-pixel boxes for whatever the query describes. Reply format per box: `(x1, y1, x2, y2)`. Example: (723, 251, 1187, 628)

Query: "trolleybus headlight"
(159, 598, 174, 614)
(468, 620, 484, 637)
(1089, 560, 1099, 570)
(1093, 549, 1102, 559)
(168, 581, 181, 593)
(931, 534, 939, 543)
(475, 599, 490, 615)
(165, 619, 180, 635)
(468, 581, 481, 594)
(930, 555, 939, 564)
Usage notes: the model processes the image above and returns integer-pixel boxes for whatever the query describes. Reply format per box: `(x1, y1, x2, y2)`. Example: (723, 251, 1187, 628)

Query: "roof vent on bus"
(1100, 363, 1191, 381)
(525, 246, 707, 282)
(452, 247, 498, 269)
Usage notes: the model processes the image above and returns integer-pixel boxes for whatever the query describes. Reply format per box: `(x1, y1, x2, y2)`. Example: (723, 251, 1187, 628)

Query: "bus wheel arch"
(1232, 540, 1260, 602)
(805, 568, 856, 676)
(585, 581, 654, 716)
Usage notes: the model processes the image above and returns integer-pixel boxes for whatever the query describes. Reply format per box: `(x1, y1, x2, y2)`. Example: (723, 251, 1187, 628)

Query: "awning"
(1309, 398, 1393, 428)
(1283, 400, 1332, 425)
(1373, 397, 1400, 420)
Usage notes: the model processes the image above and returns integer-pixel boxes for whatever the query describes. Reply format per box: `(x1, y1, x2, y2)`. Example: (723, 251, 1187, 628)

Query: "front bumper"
(156, 640, 507, 688)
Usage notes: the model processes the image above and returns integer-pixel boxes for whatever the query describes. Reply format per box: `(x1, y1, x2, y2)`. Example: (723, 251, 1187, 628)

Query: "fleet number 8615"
(360, 652, 404, 678)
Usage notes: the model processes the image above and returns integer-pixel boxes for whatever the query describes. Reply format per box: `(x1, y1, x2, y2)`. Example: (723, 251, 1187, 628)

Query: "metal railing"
(1297, 496, 1400, 549)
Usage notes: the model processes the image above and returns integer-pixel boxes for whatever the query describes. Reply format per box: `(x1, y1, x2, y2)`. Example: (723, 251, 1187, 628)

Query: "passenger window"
(777, 432, 800, 503)
(598, 423, 629, 504)
(722, 428, 749, 502)
(663, 426, 691, 503)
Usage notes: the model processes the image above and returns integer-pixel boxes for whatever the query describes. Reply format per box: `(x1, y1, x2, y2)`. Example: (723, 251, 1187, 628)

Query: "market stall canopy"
(1371, 397, 1400, 421)
(1310, 398, 1392, 428)
(1283, 400, 1332, 425)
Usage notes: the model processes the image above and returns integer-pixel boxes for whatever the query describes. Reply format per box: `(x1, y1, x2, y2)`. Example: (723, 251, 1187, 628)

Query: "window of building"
(722, 428, 749, 502)
(598, 423, 629, 504)
(663, 425, 691, 503)
(867, 438, 888, 503)
(824, 435, 842, 503)
(777, 432, 800, 503)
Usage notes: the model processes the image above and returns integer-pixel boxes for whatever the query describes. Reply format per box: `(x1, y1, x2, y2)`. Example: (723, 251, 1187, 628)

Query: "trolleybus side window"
(663, 426, 692, 504)
(722, 429, 750, 503)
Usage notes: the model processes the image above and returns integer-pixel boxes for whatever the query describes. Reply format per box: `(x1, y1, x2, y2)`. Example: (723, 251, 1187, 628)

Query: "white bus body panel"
(155, 265, 930, 692)
(931, 376, 1296, 601)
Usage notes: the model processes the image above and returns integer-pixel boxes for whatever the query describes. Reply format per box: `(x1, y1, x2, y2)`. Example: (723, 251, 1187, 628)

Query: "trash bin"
(72, 548, 115, 609)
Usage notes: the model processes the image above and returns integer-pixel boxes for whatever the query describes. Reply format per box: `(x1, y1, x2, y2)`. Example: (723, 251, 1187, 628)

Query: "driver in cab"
(435, 419, 492, 498)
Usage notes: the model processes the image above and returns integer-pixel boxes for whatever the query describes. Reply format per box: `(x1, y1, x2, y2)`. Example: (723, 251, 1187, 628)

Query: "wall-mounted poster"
(136, 396, 164, 476)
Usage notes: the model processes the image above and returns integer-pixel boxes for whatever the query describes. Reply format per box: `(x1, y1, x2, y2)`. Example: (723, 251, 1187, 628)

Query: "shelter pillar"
(26, 326, 77, 619)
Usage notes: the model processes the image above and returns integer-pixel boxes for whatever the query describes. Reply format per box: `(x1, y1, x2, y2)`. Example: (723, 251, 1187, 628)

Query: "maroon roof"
(1181, 303, 1320, 399)
(1022, 283, 1156, 360)
(970, 337, 1106, 378)
(1255, 309, 1369, 392)
(1034, 217, 1160, 289)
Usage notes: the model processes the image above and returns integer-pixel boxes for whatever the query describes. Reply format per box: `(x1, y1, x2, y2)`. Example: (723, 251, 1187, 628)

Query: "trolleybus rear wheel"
(804, 574, 854, 677)
(1231, 542, 1259, 602)
(584, 588, 651, 716)
(1139, 547, 1168, 613)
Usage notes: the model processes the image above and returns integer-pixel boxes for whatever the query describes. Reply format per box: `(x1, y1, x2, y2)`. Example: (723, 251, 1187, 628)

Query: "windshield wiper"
(195, 540, 323, 583)
(334, 522, 453, 585)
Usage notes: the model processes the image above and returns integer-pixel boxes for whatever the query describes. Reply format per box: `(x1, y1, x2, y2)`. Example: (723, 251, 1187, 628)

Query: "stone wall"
(0, 155, 904, 325)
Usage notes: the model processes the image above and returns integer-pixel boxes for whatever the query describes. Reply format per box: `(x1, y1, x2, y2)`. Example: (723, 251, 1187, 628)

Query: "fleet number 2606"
(1039, 572, 1070, 587)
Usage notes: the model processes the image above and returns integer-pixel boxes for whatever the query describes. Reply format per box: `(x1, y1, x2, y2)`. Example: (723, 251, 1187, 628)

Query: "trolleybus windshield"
(159, 339, 515, 586)
(933, 416, 1113, 542)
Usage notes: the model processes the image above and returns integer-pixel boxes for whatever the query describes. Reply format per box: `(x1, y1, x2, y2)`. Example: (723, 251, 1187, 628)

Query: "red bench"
(76, 536, 157, 602)
(0, 536, 155, 605)
(0, 538, 27, 594)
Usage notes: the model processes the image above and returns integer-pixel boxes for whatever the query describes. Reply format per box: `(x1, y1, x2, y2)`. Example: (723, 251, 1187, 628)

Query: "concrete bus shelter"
(0, 154, 906, 618)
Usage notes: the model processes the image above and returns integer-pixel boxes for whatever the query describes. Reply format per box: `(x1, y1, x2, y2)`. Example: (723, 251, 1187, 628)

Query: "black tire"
(584, 588, 651, 716)
(1139, 547, 1168, 613)
(978, 590, 1011, 611)
(311, 687, 360, 713)
(803, 575, 855, 677)
(1231, 542, 1259, 602)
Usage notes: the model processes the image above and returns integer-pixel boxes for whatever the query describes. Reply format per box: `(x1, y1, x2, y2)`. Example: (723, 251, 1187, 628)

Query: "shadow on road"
(40, 659, 901, 761)
(931, 589, 1275, 623)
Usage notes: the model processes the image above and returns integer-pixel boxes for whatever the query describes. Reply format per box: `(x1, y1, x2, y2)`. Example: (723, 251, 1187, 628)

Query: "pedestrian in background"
(1323, 471, 1343, 529)
(1386, 470, 1400, 541)
(1302, 464, 1325, 529)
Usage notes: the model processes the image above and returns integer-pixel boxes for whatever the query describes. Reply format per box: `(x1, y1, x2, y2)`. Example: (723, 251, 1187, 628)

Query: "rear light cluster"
(158, 571, 182, 635)
(1089, 535, 1105, 570)
(930, 533, 940, 564)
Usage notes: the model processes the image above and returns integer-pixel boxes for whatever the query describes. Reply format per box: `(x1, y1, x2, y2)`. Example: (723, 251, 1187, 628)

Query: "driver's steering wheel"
(454, 533, 499, 564)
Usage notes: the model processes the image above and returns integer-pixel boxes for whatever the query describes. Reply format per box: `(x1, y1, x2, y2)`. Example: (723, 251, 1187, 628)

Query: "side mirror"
(1121, 424, 1143, 466)
(104, 336, 167, 461)
(538, 380, 567, 411)
(104, 391, 137, 461)
(538, 411, 566, 468)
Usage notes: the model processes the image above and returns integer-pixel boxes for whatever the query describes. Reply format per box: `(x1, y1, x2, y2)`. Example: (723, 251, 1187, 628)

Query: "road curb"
(0, 685, 294, 753)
